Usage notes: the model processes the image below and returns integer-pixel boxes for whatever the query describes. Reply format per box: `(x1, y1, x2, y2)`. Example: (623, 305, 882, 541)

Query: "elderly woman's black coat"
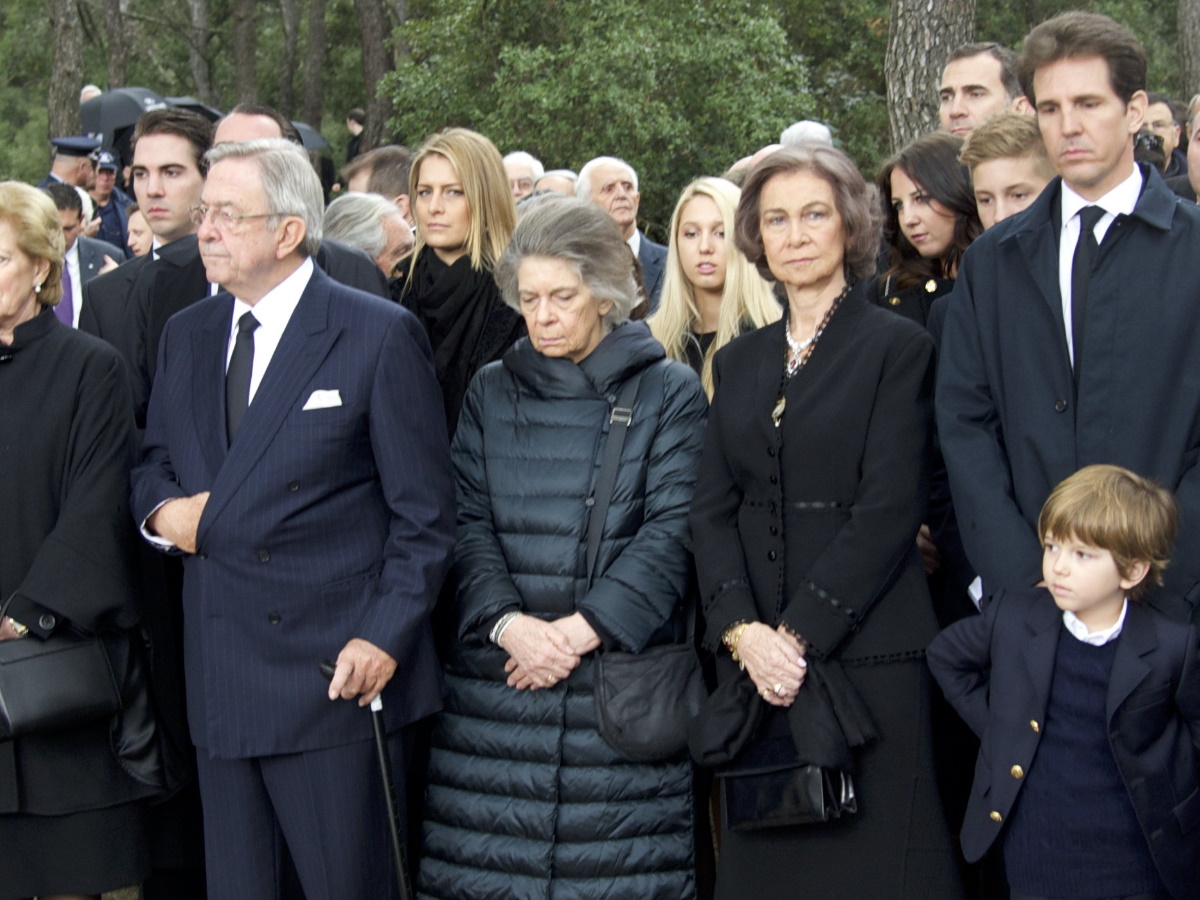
(0, 310, 160, 895)
(418, 321, 708, 900)
(689, 283, 964, 899)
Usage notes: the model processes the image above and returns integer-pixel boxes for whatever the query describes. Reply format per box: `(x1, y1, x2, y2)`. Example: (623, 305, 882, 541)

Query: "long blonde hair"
(649, 177, 780, 398)
(407, 128, 517, 272)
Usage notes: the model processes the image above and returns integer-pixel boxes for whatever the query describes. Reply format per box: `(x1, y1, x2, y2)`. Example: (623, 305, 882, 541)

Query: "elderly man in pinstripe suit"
(131, 138, 455, 900)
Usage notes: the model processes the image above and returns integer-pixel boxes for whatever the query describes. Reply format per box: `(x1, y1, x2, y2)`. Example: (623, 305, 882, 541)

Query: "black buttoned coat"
(928, 588, 1200, 900)
(691, 282, 938, 662)
(690, 284, 963, 898)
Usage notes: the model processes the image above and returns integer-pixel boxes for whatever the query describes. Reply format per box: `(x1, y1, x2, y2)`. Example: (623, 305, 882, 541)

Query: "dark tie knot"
(238, 311, 261, 335)
(1078, 205, 1105, 234)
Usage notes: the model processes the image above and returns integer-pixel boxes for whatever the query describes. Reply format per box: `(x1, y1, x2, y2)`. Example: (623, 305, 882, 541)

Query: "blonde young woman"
(400, 127, 523, 435)
(648, 177, 780, 398)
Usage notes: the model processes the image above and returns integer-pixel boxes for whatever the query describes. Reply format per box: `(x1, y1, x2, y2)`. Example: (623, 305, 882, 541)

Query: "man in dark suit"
(42, 183, 124, 329)
(118, 104, 389, 427)
(937, 11, 1200, 624)
(80, 109, 213, 344)
(131, 138, 455, 900)
(577, 155, 667, 311)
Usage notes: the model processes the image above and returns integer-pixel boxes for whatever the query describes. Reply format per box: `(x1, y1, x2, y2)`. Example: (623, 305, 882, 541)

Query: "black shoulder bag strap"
(585, 372, 642, 590)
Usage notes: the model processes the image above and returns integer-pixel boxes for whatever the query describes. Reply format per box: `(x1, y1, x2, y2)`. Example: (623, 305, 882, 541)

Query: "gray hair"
(503, 150, 545, 179)
(495, 196, 639, 333)
(780, 120, 834, 146)
(324, 192, 402, 259)
(534, 168, 578, 189)
(576, 156, 639, 201)
(204, 138, 324, 255)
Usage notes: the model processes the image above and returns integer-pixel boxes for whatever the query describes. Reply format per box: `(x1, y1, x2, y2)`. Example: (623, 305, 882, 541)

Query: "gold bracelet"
(722, 621, 751, 671)
(5, 616, 29, 638)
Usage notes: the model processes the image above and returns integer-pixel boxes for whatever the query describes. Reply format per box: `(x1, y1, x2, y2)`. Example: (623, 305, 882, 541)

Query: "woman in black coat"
(689, 147, 964, 899)
(0, 182, 160, 899)
(871, 132, 981, 329)
(398, 127, 525, 436)
(417, 198, 708, 900)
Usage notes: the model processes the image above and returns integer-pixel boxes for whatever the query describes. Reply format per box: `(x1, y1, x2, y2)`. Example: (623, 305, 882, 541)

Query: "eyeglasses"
(189, 204, 280, 231)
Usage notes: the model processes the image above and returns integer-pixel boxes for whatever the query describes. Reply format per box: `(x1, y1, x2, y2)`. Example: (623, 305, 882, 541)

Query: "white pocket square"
(302, 389, 342, 411)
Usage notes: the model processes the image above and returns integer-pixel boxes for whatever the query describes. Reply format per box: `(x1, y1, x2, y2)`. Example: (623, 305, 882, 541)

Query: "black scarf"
(402, 250, 524, 435)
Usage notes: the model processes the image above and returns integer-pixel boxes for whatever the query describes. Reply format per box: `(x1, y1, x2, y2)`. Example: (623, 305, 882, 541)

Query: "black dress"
(689, 283, 964, 899)
(0, 309, 159, 899)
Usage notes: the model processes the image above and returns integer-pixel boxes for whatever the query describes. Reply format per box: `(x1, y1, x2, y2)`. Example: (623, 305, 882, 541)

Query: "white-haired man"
(131, 138, 455, 900)
(577, 155, 666, 310)
(503, 150, 544, 200)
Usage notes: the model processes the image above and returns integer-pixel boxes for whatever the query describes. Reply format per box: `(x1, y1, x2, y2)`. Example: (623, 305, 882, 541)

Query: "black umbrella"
(167, 96, 224, 122)
(80, 87, 170, 140)
(292, 121, 330, 152)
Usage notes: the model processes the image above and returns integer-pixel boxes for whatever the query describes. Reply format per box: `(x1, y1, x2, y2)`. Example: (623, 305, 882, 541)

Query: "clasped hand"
(499, 613, 600, 690)
(739, 622, 808, 707)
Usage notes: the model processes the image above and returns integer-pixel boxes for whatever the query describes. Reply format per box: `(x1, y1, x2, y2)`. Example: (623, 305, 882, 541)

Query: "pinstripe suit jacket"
(131, 265, 456, 759)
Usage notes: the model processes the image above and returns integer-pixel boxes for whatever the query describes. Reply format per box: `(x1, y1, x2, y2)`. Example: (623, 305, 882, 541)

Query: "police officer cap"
(96, 151, 118, 171)
(51, 136, 102, 157)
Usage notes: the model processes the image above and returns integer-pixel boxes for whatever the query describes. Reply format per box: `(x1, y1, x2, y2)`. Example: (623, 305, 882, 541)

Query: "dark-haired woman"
(873, 132, 981, 327)
(690, 146, 962, 899)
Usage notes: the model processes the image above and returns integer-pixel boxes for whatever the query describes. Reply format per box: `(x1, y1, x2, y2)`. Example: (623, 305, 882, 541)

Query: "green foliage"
(385, 0, 811, 236)
(0, 0, 52, 181)
(0, 0, 1190, 193)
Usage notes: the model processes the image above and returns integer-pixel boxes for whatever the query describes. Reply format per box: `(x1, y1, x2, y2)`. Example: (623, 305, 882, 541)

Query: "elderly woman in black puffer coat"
(417, 197, 708, 900)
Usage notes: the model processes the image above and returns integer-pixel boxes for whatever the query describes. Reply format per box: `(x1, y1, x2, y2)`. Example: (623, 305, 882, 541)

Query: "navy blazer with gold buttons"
(928, 587, 1200, 900)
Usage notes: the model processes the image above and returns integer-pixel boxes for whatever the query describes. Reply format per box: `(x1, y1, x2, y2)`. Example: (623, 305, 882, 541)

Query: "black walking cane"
(321, 660, 414, 900)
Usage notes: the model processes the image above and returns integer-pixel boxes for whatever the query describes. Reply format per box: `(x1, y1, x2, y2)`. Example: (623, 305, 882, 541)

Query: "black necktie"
(226, 311, 260, 443)
(1070, 206, 1105, 383)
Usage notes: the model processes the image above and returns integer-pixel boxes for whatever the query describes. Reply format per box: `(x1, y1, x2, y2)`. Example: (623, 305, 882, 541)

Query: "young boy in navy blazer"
(928, 465, 1200, 900)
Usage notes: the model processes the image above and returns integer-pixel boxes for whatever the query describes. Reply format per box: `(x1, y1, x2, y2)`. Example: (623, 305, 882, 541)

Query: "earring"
(33, 283, 41, 293)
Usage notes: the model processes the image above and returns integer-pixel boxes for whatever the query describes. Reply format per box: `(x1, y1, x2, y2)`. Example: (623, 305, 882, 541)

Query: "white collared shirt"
(225, 257, 314, 404)
(64, 241, 82, 328)
(626, 229, 641, 258)
(1062, 599, 1128, 646)
(1057, 167, 1143, 365)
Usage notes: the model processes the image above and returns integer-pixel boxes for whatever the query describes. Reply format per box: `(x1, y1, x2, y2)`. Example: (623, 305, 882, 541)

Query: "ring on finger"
(773, 683, 784, 695)
(760, 687, 771, 700)
(547, 675, 556, 685)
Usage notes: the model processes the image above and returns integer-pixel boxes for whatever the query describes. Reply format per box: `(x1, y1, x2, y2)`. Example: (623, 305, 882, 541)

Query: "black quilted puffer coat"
(417, 321, 707, 900)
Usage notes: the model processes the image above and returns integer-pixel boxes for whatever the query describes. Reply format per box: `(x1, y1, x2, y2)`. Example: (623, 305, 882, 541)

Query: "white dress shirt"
(1062, 599, 1128, 646)
(225, 257, 313, 403)
(1057, 166, 1143, 365)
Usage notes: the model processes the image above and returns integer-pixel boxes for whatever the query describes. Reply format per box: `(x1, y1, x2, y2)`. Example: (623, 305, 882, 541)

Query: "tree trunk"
(103, 0, 127, 87)
(354, 0, 394, 150)
(1181, 0, 1200, 109)
(47, 0, 85, 138)
(885, 0, 976, 150)
(279, 0, 302, 117)
(186, 0, 216, 105)
(301, 0, 329, 128)
(233, 0, 259, 105)
(392, 0, 410, 65)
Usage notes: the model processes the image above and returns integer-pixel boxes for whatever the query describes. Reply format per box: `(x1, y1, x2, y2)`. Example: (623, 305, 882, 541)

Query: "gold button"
(925, 279, 938, 293)
(1010, 765, 1024, 779)
(1029, 720, 1040, 733)
(889, 296, 901, 306)
(989, 810, 1003, 822)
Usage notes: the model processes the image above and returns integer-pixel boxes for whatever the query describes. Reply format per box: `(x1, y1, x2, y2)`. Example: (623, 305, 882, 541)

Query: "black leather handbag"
(0, 609, 121, 739)
(717, 729, 857, 831)
(587, 373, 705, 763)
